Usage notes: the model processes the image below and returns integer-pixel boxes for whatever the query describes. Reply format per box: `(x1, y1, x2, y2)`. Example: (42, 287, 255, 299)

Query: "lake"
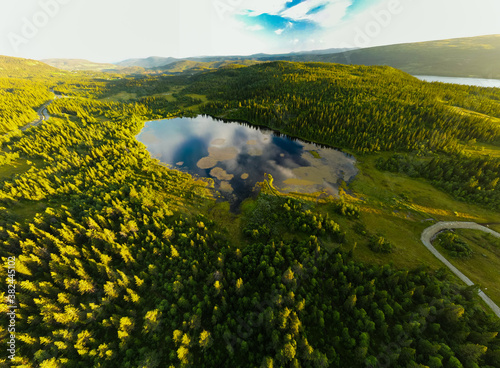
(137, 115, 358, 207)
(414, 75, 500, 88)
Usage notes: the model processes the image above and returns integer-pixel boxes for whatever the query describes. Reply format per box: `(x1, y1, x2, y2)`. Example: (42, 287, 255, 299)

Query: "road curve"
(421, 221, 500, 318)
(20, 99, 55, 132)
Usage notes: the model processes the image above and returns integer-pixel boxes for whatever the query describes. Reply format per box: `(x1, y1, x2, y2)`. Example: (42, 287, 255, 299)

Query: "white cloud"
(311, 0, 352, 28)
(247, 24, 264, 31)
(312, 0, 500, 51)
(280, 0, 329, 21)
(241, 0, 294, 16)
(275, 29, 285, 35)
(280, 0, 352, 28)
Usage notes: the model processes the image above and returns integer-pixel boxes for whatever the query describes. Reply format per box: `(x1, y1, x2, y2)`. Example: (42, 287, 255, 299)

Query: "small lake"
(137, 115, 357, 207)
(414, 75, 500, 88)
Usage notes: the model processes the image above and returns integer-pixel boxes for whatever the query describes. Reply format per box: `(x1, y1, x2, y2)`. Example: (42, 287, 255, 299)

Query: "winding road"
(19, 99, 54, 132)
(421, 222, 500, 318)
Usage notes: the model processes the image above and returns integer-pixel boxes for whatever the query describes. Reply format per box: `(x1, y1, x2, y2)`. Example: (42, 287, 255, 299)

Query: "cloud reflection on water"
(136, 115, 358, 206)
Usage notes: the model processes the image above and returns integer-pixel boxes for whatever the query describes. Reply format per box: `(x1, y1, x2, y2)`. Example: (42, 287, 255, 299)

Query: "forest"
(0, 57, 499, 367)
(188, 61, 500, 209)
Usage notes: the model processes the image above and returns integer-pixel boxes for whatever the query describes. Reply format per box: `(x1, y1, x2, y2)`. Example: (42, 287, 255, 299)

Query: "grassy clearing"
(104, 91, 137, 102)
(344, 153, 500, 274)
(206, 200, 246, 247)
(490, 224, 500, 232)
(187, 93, 208, 103)
(437, 229, 500, 306)
(8, 200, 48, 223)
(162, 86, 184, 102)
(185, 93, 208, 112)
(449, 105, 500, 122)
(462, 141, 500, 159)
(0, 159, 30, 179)
(352, 154, 500, 223)
(0, 157, 44, 179)
(223, 151, 499, 280)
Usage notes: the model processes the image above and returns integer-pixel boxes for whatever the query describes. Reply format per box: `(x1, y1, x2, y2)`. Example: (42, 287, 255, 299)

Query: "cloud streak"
(241, 0, 353, 29)
(242, 0, 294, 17)
(247, 24, 264, 31)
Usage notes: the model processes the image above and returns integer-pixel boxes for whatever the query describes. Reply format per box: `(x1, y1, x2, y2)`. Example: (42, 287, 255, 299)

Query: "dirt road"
(421, 221, 500, 318)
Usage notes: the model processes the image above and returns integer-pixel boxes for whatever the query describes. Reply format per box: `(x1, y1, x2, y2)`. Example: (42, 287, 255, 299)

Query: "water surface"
(137, 115, 357, 207)
(414, 75, 500, 88)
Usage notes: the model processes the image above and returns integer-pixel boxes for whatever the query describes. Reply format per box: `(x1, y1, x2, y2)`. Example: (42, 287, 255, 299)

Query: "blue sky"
(234, 0, 360, 45)
(0, 0, 499, 62)
(233, 0, 367, 51)
(238, 0, 367, 33)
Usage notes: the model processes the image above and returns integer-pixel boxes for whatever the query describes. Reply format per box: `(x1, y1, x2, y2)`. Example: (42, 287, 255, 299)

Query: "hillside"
(41, 35, 500, 79)
(287, 35, 500, 79)
(111, 49, 347, 70)
(155, 59, 261, 73)
(116, 56, 180, 69)
(42, 58, 118, 72)
(0, 56, 58, 134)
(0, 55, 63, 78)
(191, 61, 500, 152)
(43, 59, 146, 74)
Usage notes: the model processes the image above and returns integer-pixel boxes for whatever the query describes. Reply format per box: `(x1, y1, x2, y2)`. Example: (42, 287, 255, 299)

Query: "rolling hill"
(284, 35, 500, 79)
(42, 58, 146, 74)
(154, 59, 262, 73)
(36, 35, 500, 79)
(115, 56, 180, 69)
(0, 55, 63, 78)
(112, 49, 347, 70)
(112, 35, 500, 79)
(42, 58, 120, 71)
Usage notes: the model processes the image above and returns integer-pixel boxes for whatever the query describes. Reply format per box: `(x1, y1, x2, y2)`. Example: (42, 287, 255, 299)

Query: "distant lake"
(414, 75, 500, 88)
(137, 115, 357, 208)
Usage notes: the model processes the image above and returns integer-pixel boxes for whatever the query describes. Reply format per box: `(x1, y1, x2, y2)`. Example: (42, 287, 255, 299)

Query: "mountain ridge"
(10, 34, 500, 78)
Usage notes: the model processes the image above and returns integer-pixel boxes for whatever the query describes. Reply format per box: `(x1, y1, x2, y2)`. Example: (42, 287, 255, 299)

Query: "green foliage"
(368, 235, 394, 254)
(377, 153, 500, 209)
(0, 78, 52, 134)
(191, 61, 500, 153)
(436, 231, 474, 258)
(243, 194, 344, 243)
(0, 57, 499, 368)
(0, 55, 62, 78)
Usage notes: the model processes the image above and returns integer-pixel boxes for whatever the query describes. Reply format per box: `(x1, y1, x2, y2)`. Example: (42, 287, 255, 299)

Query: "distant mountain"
(113, 49, 348, 69)
(154, 59, 261, 73)
(39, 49, 348, 73)
(36, 35, 500, 79)
(42, 59, 146, 74)
(121, 35, 500, 79)
(43, 58, 119, 71)
(283, 35, 500, 79)
(115, 56, 179, 69)
(0, 56, 62, 78)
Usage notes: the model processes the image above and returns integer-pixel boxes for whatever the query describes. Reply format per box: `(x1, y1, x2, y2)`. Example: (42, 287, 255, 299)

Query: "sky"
(0, 0, 499, 62)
